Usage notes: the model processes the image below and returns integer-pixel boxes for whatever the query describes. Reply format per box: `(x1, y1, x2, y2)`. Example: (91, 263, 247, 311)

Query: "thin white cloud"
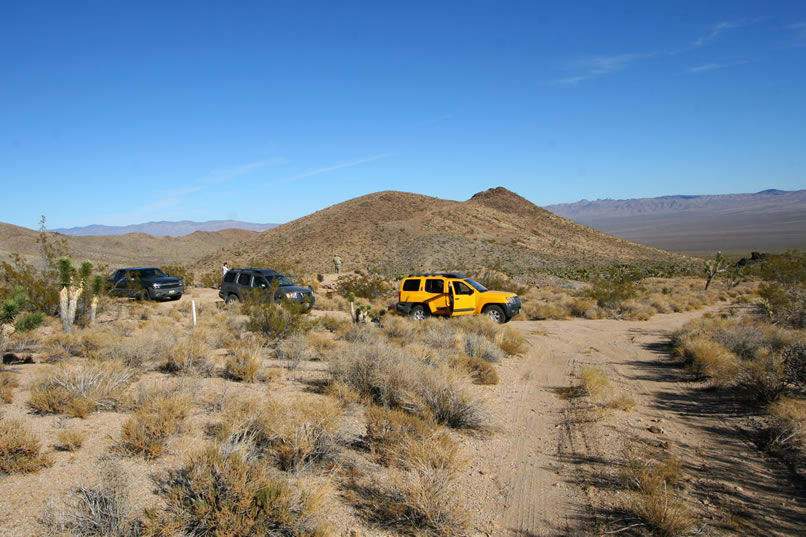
(279, 153, 393, 183)
(205, 157, 286, 184)
(695, 19, 757, 47)
(556, 52, 654, 84)
(787, 21, 806, 42)
(689, 59, 748, 73)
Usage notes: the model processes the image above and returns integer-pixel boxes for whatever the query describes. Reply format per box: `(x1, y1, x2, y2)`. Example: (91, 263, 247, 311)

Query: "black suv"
(108, 267, 184, 301)
(219, 268, 315, 309)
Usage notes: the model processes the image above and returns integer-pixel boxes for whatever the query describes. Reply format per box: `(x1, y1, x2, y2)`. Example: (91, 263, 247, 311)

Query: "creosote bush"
(244, 296, 312, 340)
(29, 361, 135, 418)
(336, 272, 393, 299)
(0, 419, 52, 474)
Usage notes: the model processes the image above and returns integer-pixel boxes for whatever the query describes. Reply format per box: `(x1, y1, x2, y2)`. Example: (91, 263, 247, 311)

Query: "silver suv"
(219, 268, 315, 310)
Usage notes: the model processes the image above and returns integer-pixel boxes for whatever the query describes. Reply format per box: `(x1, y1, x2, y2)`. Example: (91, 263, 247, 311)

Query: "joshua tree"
(57, 257, 81, 333)
(704, 251, 727, 291)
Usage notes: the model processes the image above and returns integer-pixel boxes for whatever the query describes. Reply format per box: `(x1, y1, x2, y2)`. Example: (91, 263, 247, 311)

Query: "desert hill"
(52, 219, 278, 237)
(545, 189, 806, 254)
(0, 222, 259, 268)
(196, 187, 692, 274)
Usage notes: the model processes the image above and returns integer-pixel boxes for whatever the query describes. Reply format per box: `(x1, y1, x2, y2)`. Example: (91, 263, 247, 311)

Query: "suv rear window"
(237, 273, 252, 286)
(425, 279, 444, 293)
(402, 279, 421, 291)
(223, 271, 237, 283)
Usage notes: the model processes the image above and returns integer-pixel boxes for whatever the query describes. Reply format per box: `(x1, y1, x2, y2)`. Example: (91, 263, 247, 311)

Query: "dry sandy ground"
(1, 291, 803, 536)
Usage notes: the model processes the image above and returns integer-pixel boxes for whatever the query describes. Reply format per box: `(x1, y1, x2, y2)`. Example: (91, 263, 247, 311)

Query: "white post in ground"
(192, 299, 197, 326)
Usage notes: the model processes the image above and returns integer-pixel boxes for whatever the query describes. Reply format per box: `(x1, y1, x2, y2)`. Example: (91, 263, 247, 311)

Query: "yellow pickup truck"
(395, 273, 521, 323)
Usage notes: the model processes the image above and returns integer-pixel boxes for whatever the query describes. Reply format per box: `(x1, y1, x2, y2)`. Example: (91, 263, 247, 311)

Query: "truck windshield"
(464, 279, 487, 292)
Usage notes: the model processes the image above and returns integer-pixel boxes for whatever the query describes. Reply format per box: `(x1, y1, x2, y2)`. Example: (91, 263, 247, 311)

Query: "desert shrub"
(117, 388, 193, 458)
(162, 338, 214, 376)
(276, 334, 310, 370)
(454, 315, 499, 341)
(419, 366, 487, 430)
(244, 296, 312, 340)
(579, 366, 609, 400)
(674, 335, 740, 384)
(101, 329, 178, 368)
(569, 297, 598, 317)
(453, 355, 499, 385)
(142, 445, 330, 537)
(762, 397, 806, 451)
(757, 250, 806, 328)
(743, 352, 788, 403)
(522, 300, 571, 320)
(336, 272, 393, 299)
(160, 265, 193, 287)
(584, 265, 641, 310)
(783, 342, 806, 388)
(0, 419, 51, 474)
(54, 429, 86, 452)
(29, 361, 135, 418)
(330, 342, 486, 429)
(356, 440, 468, 537)
(365, 406, 433, 465)
(224, 341, 262, 382)
(15, 311, 46, 332)
(217, 397, 343, 472)
(306, 332, 336, 354)
(316, 313, 350, 333)
(497, 326, 527, 355)
(342, 323, 384, 344)
(710, 321, 768, 360)
(421, 320, 458, 349)
(382, 315, 418, 340)
(0, 254, 61, 315)
(463, 334, 504, 363)
(0, 372, 19, 403)
(197, 268, 221, 289)
(40, 461, 136, 537)
(606, 395, 636, 412)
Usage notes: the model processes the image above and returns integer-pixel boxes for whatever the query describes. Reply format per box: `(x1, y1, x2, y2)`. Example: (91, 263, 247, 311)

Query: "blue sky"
(2, 1, 805, 229)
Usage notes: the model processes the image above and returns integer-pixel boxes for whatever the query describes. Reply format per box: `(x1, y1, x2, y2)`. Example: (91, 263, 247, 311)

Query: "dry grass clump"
(276, 334, 310, 370)
(142, 445, 331, 537)
(365, 406, 433, 465)
(606, 395, 636, 412)
(579, 366, 609, 400)
(330, 342, 487, 430)
(161, 337, 214, 376)
(496, 326, 527, 355)
(117, 386, 193, 458)
(421, 319, 459, 349)
(382, 315, 418, 340)
(621, 447, 693, 536)
(0, 419, 51, 474)
(452, 354, 499, 385)
(0, 371, 19, 403)
(100, 329, 178, 368)
(315, 313, 351, 334)
(29, 361, 136, 418)
(341, 323, 384, 344)
(307, 332, 337, 354)
(674, 335, 739, 384)
(463, 333, 504, 363)
(352, 432, 469, 537)
(217, 397, 343, 472)
(40, 460, 138, 537)
(454, 315, 500, 341)
(224, 341, 263, 382)
(762, 397, 806, 452)
(54, 429, 87, 452)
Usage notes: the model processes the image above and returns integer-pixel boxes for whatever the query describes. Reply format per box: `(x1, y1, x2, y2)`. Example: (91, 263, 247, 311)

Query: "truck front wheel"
(409, 305, 428, 321)
(484, 305, 506, 324)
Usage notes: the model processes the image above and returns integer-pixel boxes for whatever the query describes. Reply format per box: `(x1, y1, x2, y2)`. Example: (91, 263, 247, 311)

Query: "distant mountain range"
(52, 220, 278, 237)
(545, 189, 806, 254)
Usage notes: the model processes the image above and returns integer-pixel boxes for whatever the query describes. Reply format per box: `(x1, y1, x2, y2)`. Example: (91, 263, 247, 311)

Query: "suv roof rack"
(407, 272, 468, 279)
(239, 268, 280, 274)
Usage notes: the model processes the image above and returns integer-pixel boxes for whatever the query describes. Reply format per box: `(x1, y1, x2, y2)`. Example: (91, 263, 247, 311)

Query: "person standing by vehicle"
(222, 262, 230, 278)
(332, 254, 342, 273)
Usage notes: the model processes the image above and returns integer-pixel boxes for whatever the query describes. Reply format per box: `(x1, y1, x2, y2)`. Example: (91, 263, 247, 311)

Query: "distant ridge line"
(52, 219, 279, 237)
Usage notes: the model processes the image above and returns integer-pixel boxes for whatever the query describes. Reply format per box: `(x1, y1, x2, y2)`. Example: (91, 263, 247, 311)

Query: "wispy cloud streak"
(556, 52, 654, 84)
(280, 153, 393, 183)
(689, 59, 748, 73)
(695, 19, 757, 46)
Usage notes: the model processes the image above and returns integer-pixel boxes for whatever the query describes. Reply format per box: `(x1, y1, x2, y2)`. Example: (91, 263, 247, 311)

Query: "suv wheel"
(225, 294, 240, 304)
(139, 289, 150, 301)
(409, 305, 427, 321)
(484, 305, 506, 324)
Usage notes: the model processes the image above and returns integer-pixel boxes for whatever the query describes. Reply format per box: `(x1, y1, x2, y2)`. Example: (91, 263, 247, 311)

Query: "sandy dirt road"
(459, 308, 805, 537)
